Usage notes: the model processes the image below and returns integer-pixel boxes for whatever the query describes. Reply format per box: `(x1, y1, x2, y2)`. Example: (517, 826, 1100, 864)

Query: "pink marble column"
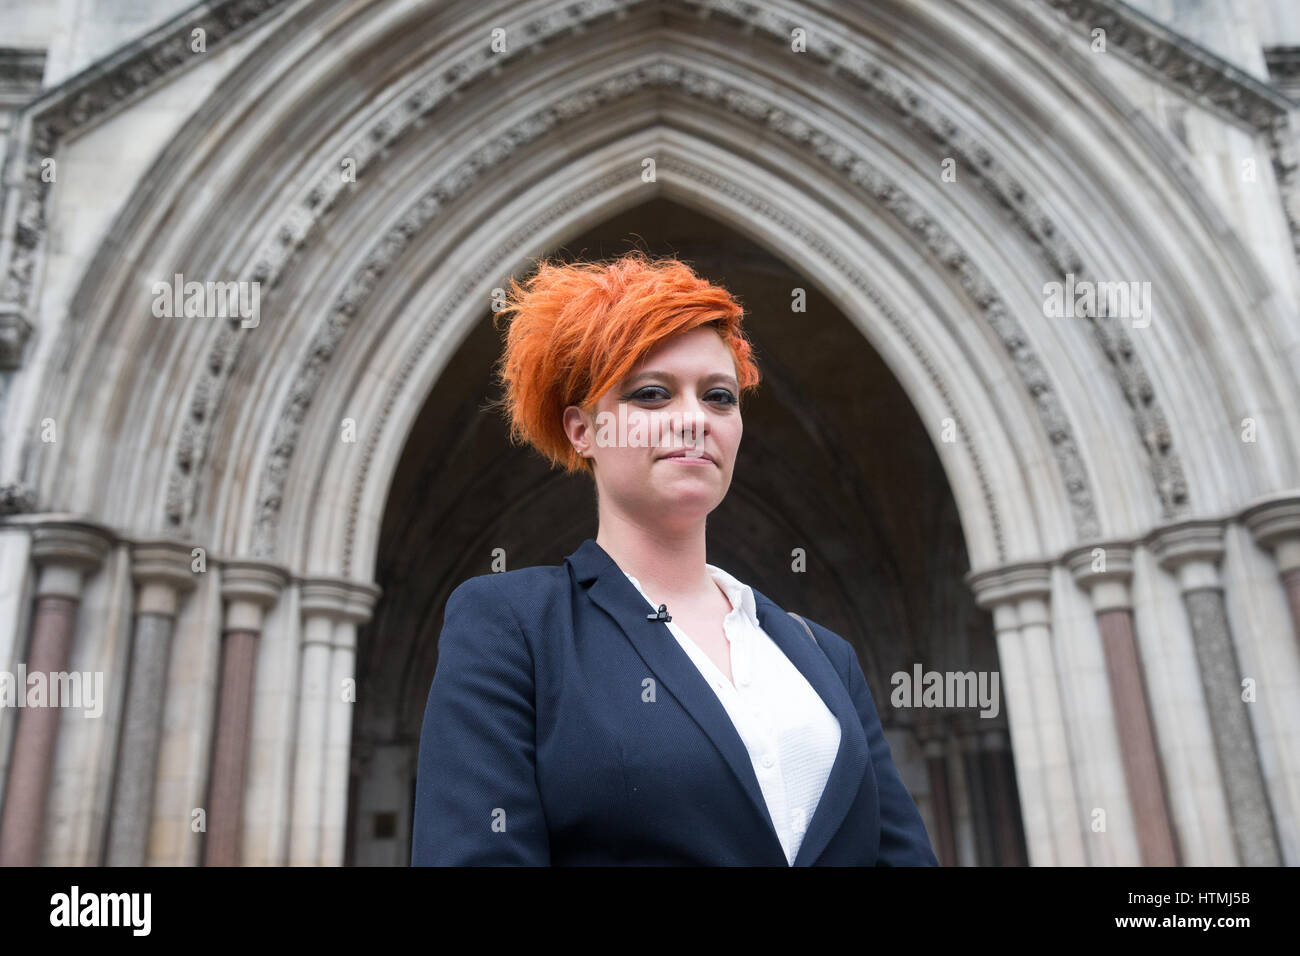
(1066, 543, 1178, 866)
(0, 522, 110, 866)
(202, 561, 287, 867)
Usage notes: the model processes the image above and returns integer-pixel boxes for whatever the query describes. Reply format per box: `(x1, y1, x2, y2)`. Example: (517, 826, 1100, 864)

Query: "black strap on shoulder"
(787, 611, 818, 646)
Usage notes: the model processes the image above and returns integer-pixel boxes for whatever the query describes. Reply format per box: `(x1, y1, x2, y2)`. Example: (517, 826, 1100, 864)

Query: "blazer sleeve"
(818, 622, 940, 867)
(411, 575, 550, 865)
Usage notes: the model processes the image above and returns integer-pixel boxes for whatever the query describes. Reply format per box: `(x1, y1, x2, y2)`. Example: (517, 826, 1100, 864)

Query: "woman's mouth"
(658, 451, 715, 466)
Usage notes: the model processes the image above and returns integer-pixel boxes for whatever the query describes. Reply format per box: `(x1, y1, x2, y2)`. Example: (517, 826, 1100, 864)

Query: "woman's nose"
(668, 402, 708, 449)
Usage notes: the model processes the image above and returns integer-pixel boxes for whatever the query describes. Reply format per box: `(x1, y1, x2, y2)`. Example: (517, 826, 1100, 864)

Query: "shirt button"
(762, 753, 775, 768)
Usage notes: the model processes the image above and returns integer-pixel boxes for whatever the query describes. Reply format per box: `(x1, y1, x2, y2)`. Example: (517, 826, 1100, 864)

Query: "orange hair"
(489, 250, 761, 476)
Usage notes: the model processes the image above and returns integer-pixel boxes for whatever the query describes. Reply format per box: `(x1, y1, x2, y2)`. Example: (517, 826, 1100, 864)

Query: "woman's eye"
(626, 386, 737, 405)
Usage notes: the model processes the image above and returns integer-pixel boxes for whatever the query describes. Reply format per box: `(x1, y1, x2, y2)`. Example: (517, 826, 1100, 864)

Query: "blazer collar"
(564, 538, 869, 866)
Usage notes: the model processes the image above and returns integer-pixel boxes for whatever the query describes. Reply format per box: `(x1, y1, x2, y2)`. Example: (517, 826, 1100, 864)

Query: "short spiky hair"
(490, 250, 761, 475)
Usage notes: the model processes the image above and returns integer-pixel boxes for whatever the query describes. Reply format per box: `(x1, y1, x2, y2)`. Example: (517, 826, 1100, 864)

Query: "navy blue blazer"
(412, 537, 939, 866)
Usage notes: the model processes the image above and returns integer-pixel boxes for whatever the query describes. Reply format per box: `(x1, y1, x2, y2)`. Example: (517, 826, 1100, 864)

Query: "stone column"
(0, 520, 111, 866)
(966, 562, 1085, 865)
(1064, 542, 1178, 866)
(104, 540, 196, 865)
(920, 732, 957, 867)
(1147, 519, 1281, 866)
(202, 561, 288, 866)
(957, 724, 993, 866)
(290, 577, 380, 866)
(1241, 494, 1300, 647)
(980, 728, 1027, 866)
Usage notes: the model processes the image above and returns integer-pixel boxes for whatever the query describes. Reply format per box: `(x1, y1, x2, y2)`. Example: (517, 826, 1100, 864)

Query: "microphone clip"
(646, 603, 672, 623)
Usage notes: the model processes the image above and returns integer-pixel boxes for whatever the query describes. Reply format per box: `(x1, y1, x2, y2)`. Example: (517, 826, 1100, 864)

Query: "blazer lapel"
(564, 538, 869, 866)
(566, 538, 785, 862)
(752, 592, 870, 867)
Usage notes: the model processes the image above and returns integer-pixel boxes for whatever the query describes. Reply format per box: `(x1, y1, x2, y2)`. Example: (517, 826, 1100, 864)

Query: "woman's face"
(564, 325, 742, 531)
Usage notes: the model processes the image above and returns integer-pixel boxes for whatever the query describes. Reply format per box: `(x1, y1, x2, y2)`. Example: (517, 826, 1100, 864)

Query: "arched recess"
(28, 0, 1299, 582)
(276, 125, 1053, 577)
(349, 193, 1024, 864)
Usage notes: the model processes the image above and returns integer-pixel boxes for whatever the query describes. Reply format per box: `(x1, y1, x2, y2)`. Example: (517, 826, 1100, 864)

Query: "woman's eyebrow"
(625, 370, 740, 389)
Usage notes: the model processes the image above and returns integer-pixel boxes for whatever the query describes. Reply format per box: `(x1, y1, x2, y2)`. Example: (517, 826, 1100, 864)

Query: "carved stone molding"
(1, 0, 1191, 561)
(299, 576, 383, 627)
(237, 29, 1207, 564)
(1037, 0, 1290, 129)
(0, 48, 45, 103)
(0, 307, 33, 369)
(216, 23, 1207, 561)
(211, 3, 1208, 563)
(0, 0, 289, 350)
(244, 56, 1107, 569)
(1264, 47, 1300, 102)
(1033, 1, 1300, 269)
(0, 481, 38, 515)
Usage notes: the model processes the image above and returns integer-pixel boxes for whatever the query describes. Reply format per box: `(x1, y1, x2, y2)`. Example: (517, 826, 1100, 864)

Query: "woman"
(411, 251, 938, 866)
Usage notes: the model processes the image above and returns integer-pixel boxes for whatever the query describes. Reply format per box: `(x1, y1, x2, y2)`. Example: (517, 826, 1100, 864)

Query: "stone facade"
(0, 0, 1297, 866)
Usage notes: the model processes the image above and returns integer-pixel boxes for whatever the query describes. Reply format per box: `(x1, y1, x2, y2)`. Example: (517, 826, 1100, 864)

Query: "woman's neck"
(595, 514, 712, 599)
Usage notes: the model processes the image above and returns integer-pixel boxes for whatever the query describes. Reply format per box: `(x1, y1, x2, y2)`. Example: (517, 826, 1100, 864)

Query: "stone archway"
(348, 196, 1026, 865)
(0, 0, 1295, 867)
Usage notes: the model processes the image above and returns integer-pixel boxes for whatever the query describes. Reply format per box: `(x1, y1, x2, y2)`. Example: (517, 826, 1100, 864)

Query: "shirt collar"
(623, 563, 758, 626)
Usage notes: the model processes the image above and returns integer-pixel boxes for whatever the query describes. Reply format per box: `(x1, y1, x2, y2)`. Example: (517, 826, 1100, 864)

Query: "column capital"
(221, 559, 290, 632)
(1240, 493, 1300, 573)
(1063, 540, 1134, 584)
(299, 576, 382, 627)
(1145, 518, 1225, 568)
(20, 516, 115, 599)
(28, 517, 114, 569)
(1145, 518, 1226, 591)
(965, 560, 1052, 611)
(1064, 541, 1135, 611)
(130, 539, 199, 616)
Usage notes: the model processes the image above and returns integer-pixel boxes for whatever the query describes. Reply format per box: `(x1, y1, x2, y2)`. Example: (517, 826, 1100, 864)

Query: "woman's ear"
(562, 404, 592, 460)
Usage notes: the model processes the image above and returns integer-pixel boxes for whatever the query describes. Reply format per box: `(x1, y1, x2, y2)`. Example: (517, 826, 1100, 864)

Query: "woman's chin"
(652, 483, 720, 513)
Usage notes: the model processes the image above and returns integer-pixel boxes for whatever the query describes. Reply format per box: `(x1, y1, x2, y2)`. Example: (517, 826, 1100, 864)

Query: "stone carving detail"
(0, 482, 38, 515)
(1036, 1, 1300, 277)
(0, 0, 288, 318)
(246, 54, 1133, 560)
(1039, 0, 1285, 128)
(232, 5, 1223, 560)
(687, 0, 1188, 514)
(662, 158, 1009, 565)
(0, 0, 1210, 552)
(256, 54, 1086, 567)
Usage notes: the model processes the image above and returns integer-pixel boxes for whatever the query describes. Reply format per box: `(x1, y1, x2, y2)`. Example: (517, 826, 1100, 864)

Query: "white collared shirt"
(623, 564, 842, 865)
